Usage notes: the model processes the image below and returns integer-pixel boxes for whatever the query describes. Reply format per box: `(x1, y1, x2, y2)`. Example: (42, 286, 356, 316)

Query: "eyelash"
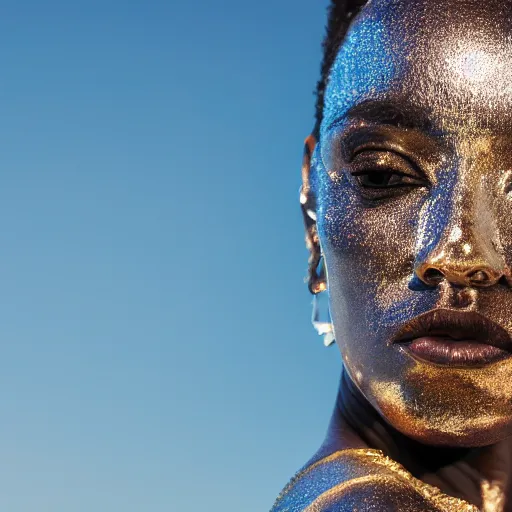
(348, 150, 428, 199)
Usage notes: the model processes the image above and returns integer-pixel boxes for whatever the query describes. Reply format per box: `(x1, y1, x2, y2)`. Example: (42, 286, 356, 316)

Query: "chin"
(366, 367, 512, 448)
(343, 349, 512, 448)
(383, 406, 512, 448)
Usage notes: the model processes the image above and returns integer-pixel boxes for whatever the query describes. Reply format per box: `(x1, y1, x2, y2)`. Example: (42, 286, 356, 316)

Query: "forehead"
(322, 0, 512, 136)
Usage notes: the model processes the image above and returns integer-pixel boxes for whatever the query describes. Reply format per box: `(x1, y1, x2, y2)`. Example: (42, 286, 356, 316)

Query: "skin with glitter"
(273, 0, 512, 510)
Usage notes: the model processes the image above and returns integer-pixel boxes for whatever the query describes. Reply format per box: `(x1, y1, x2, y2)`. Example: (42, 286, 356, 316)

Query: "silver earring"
(311, 292, 335, 347)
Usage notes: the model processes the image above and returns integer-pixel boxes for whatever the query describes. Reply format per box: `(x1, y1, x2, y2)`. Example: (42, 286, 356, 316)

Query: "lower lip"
(402, 337, 511, 367)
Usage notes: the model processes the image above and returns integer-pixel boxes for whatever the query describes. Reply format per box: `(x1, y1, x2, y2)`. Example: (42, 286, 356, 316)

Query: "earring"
(311, 290, 335, 347)
(309, 253, 335, 347)
(300, 134, 335, 347)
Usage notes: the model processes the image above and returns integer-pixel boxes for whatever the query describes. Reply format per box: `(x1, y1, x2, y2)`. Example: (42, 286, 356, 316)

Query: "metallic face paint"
(316, 0, 512, 447)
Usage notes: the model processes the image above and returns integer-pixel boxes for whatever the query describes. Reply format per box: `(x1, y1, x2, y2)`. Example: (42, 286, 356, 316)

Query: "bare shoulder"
(270, 449, 477, 512)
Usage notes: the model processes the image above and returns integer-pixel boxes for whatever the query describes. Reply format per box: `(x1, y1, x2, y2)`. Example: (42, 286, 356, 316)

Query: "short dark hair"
(314, 0, 369, 137)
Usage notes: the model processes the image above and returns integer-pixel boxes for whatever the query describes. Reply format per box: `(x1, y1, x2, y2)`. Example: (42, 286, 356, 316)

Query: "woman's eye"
(352, 170, 416, 188)
(347, 150, 428, 199)
(361, 171, 390, 188)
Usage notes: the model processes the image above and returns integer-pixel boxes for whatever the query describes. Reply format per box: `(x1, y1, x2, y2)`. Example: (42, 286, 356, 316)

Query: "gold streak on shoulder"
(276, 449, 479, 512)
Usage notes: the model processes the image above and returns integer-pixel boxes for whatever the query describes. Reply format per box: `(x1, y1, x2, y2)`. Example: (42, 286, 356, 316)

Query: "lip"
(393, 309, 512, 367)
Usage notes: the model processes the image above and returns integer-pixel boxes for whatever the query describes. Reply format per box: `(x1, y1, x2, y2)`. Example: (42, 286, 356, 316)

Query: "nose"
(414, 186, 508, 289)
(416, 260, 502, 287)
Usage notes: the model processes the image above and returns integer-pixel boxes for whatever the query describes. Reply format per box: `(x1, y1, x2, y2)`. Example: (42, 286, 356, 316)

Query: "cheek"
(317, 176, 423, 306)
(317, 179, 434, 373)
(496, 197, 512, 270)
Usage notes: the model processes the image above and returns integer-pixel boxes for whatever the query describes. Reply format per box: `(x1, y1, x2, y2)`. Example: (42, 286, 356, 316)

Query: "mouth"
(393, 309, 512, 368)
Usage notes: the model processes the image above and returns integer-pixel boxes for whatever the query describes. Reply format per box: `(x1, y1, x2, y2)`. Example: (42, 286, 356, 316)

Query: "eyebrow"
(340, 99, 433, 132)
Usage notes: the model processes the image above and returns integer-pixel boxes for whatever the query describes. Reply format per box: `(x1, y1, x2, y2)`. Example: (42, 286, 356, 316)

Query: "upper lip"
(392, 309, 512, 351)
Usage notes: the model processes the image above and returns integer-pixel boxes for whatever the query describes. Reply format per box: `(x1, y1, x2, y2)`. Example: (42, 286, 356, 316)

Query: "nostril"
(498, 275, 510, 287)
(467, 270, 499, 286)
(504, 176, 512, 195)
(467, 269, 492, 285)
(423, 268, 445, 285)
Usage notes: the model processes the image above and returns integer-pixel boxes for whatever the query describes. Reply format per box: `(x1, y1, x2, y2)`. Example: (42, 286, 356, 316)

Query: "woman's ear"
(300, 134, 326, 294)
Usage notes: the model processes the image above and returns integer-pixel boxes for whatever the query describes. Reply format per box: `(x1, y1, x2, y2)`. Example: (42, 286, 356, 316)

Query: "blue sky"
(0, 1, 343, 510)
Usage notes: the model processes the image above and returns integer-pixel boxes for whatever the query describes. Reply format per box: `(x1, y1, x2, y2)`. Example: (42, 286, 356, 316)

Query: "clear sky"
(0, 1, 342, 510)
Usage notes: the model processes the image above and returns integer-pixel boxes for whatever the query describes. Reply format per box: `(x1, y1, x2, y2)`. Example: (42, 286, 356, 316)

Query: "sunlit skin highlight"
(273, 0, 512, 510)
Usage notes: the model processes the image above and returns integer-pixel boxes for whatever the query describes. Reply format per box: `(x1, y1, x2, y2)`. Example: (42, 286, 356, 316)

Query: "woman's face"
(316, 0, 512, 446)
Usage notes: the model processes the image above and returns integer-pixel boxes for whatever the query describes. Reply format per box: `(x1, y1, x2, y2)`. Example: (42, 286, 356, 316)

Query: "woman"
(272, 0, 512, 510)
